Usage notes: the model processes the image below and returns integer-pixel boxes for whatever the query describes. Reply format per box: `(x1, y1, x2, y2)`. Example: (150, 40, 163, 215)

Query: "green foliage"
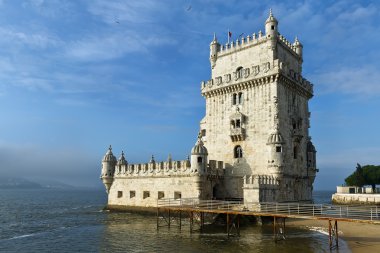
(345, 164, 380, 187)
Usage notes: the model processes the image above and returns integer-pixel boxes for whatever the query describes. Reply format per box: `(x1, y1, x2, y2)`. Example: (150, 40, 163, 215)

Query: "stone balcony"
(230, 128, 246, 141)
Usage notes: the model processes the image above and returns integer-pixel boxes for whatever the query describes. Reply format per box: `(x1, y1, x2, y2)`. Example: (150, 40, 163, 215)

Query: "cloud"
(314, 66, 380, 97)
(87, 0, 165, 24)
(0, 27, 60, 49)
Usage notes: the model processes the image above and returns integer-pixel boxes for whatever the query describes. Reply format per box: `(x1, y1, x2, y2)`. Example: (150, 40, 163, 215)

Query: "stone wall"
(332, 193, 380, 205)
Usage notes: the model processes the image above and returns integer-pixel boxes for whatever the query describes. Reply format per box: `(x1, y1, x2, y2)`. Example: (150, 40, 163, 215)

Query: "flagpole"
(228, 29, 230, 44)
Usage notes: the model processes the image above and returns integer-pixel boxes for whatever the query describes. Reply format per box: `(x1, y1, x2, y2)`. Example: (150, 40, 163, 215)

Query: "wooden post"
(190, 211, 193, 233)
(328, 220, 332, 249)
(335, 220, 339, 248)
(227, 213, 230, 236)
(156, 208, 159, 229)
(201, 212, 204, 232)
(179, 210, 182, 230)
(168, 209, 171, 228)
(273, 216, 276, 241)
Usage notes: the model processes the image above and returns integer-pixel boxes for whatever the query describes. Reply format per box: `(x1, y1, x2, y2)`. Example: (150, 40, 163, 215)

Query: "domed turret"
(100, 145, 117, 193)
(265, 9, 278, 39)
(307, 138, 317, 169)
(293, 36, 303, 58)
(267, 130, 284, 144)
(267, 130, 285, 171)
(117, 151, 127, 166)
(210, 33, 220, 69)
(190, 132, 208, 174)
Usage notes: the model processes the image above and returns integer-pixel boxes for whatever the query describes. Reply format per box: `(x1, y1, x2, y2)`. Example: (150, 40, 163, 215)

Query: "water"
(0, 189, 349, 252)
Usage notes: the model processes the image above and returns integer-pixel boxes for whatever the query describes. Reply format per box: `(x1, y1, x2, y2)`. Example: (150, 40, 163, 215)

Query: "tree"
(344, 163, 380, 188)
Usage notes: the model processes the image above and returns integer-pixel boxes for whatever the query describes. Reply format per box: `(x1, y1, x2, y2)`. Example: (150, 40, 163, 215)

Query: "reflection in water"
(99, 212, 350, 253)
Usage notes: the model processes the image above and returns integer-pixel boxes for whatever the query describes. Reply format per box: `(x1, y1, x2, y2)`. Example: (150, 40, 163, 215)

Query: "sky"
(0, 0, 379, 190)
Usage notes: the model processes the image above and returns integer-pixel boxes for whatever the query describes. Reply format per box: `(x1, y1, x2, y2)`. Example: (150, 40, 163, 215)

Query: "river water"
(0, 189, 349, 252)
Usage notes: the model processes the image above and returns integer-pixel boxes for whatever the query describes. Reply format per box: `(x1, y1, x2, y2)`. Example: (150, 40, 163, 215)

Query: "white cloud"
(0, 27, 60, 49)
(87, 0, 165, 24)
(314, 66, 380, 97)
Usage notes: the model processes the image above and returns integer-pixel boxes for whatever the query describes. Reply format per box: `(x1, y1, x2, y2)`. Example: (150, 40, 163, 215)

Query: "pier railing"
(157, 198, 380, 222)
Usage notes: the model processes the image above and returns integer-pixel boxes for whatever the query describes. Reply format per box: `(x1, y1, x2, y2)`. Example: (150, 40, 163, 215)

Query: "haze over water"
(0, 189, 349, 252)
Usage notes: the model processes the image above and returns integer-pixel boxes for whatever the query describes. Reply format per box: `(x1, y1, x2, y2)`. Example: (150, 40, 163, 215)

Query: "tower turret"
(190, 132, 208, 174)
(306, 138, 316, 170)
(293, 36, 303, 58)
(100, 145, 117, 193)
(265, 9, 278, 39)
(209, 33, 220, 69)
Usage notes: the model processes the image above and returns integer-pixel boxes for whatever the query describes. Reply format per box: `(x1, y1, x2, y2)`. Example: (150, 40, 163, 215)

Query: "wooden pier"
(156, 198, 380, 249)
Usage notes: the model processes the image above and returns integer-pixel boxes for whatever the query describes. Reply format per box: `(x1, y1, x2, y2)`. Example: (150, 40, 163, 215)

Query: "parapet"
(114, 159, 191, 177)
(243, 175, 280, 188)
(213, 31, 301, 59)
(114, 159, 225, 178)
(201, 59, 313, 98)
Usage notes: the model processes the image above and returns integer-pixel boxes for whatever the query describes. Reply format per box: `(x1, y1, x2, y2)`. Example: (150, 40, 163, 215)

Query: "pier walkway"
(156, 198, 380, 249)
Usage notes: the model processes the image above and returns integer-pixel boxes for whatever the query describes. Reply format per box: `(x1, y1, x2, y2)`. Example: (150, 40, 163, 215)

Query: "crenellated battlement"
(115, 159, 192, 177)
(243, 174, 280, 187)
(113, 158, 225, 178)
(214, 31, 300, 59)
(201, 59, 313, 97)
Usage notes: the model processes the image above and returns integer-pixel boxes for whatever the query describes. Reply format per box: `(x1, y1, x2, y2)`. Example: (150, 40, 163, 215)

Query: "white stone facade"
(101, 11, 318, 209)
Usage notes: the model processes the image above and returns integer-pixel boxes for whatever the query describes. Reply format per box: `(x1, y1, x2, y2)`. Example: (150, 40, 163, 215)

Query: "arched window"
(236, 67, 243, 79)
(197, 156, 203, 163)
(232, 93, 237, 105)
(234, 146, 243, 158)
(231, 120, 236, 129)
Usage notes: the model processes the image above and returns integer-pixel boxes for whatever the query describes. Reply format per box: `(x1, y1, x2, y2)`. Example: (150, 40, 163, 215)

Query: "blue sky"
(0, 0, 379, 190)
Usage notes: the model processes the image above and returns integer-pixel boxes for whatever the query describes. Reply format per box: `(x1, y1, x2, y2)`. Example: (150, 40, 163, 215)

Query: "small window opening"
(197, 156, 203, 163)
(232, 93, 237, 105)
(117, 191, 123, 198)
(234, 146, 243, 158)
(143, 191, 150, 199)
(130, 191, 136, 198)
(271, 25, 275, 30)
(174, 192, 182, 199)
(276, 146, 282, 153)
(158, 191, 165, 199)
(293, 146, 298, 159)
(201, 129, 206, 137)
(238, 92, 243, 104)
(236, 67, 243, 79)
(231, 120, 236, 129)
(236, 120, 241, 128)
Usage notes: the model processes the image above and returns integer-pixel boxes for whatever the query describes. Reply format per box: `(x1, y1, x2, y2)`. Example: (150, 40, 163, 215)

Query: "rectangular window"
(117, 191, 123, 198)
(174, 192, 182, 199)
(158, 191, 165, 199)
(201, 129, 206, 137)
(276, 146, 282, 153)
(238, 93, 243, 104)
(130, 191, 136, 198)
(143, 191, 150, 199)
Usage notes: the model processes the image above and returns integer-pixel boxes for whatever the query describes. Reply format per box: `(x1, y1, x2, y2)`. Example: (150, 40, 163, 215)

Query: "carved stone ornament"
(252, 65, 260, 76)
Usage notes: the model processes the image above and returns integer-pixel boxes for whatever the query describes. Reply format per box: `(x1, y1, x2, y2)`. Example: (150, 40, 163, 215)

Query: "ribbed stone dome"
(265, 9, 278, 24)
(267, 131, 284, 144)
(103, 145, 117, 163)
(191, 138, 208, 155)
(117, 151, 127, 165)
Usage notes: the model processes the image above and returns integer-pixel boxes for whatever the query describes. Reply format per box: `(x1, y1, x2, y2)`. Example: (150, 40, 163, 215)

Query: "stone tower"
(200, 10, 317, 202)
